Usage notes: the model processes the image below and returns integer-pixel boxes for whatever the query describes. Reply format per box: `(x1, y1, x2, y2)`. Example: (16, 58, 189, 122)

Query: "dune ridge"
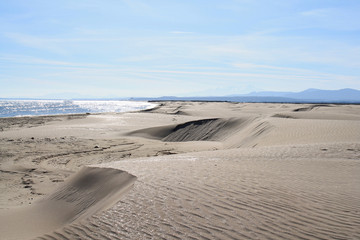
(128, 117, 250, 142)
(43, 143, 360, 239)
(1, 102, 360, 239)
(0, 167, 136, 240)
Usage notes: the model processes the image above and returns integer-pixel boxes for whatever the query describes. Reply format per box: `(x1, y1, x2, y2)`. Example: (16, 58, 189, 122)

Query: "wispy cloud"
(0, 54, 111, 68)
(120, 0, 153, 14)
(4, 33, 68, 54)
(301, 8, 330, 17)
(232, 62, 335, 75)
(299, 6, 360, 31)
(1, 0, 359, 97)
(3, 32, 130, 54)
(169, 31, 194, 34)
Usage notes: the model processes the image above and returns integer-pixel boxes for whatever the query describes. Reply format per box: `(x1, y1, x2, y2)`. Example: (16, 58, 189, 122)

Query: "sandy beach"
(1, 102, 360, 239)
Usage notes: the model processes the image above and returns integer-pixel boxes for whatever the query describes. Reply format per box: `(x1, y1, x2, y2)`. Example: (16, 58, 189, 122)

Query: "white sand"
(0, 102, 359, 239)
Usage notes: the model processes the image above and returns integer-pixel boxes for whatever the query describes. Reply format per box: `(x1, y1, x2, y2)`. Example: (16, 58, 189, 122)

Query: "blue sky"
(1, 0, 360, 98)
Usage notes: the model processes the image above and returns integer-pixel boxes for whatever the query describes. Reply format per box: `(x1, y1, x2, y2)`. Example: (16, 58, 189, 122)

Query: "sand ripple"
(44, 144, 360, 239)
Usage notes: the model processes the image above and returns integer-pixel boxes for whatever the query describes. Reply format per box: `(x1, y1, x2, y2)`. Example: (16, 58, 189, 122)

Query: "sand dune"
(1, 102, 360, 239)
(42, 144, 360, 239)
(127, 117, 250, 142)
(0, 167, 136, 240)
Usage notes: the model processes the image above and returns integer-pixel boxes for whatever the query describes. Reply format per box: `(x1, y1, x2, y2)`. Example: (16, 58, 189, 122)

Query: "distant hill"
(131, 88, 360, 103)
(131, 96, 298, 103)
(3, 88, 360, 103)
(284, 88, 360, 102)
(242, 91, 294, 97)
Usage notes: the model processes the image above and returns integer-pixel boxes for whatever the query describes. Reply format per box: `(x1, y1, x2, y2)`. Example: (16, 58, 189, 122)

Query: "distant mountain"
(226, 88, 360, 103)
(284, 88, 360, 102)
(241, 91, 294, 97)
(3, 88, 359, 103)
(132, 88, 360, 103)
(131, 96, 297, 103)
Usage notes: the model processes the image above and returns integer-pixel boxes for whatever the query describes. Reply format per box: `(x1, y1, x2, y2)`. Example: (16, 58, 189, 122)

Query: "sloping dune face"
(163, 118, 245, 142)
(45, 144, 360, 239)
(45, 167, 136, 222)
(128, 117, 250, 142)
(1, 102, 360, 239)
(0, 167, 136, 240)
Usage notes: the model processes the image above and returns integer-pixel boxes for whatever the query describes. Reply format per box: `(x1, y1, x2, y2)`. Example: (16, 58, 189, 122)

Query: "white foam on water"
(0, 100, 157, 118)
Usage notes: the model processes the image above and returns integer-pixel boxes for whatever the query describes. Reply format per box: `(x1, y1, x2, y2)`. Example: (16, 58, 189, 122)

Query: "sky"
(1, 0, 360, 98)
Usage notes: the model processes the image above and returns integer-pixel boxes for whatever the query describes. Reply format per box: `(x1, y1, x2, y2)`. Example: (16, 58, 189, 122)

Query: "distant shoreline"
(1, 101, 359, 239)
(148, 99, 360, 104)
(2, 88, 360, 104)
(0, 100, 157, 118)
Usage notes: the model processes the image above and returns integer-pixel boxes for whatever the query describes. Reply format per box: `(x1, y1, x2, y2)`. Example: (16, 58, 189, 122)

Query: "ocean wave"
(0, 100, 156, 118)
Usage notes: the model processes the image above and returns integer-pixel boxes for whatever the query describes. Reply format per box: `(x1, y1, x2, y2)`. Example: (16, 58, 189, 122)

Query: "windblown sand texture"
(0, 102, 360, 239)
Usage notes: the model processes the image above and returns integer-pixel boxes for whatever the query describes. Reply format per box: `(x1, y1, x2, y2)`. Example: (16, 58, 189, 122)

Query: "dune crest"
(0, 167, 136, 240)
(1, 102, 360, 239)
(51, 144, 360, 239)
(127, 117, 252, 142)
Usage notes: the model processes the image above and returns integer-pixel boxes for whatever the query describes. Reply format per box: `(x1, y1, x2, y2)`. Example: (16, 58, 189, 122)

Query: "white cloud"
(169, 31, 194, 34)
(301, 8, 330, 17)
(0, 54, 111, 68)
(299, 7, 360, 31)
(4, 33, 67, 54)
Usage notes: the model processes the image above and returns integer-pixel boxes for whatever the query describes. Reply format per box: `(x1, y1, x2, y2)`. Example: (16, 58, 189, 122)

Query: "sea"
(0, 100, 157, 118)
